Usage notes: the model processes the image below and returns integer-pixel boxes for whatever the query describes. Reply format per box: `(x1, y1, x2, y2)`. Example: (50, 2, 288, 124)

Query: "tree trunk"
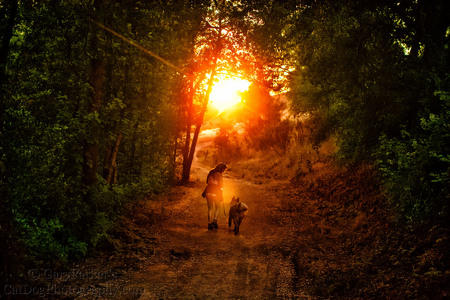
(82, 0, 104, 186)
(180, 13, 223, 184)
(0, 0, 18, 87)
(104, 132, 123, 184)
(0, 0, 21, 290)
(129, 121, 139, 178)
(82, 57, 104, 186)
(421, 0, 450, 73)
(0, 0, 18, 164)
(181, 85, 194, 183)
(181, 65, 217, 183)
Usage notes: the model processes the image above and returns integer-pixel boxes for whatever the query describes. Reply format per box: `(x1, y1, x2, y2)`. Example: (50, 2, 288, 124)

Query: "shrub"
(374, 91, 450, 224)
(15, 215, 87, 261)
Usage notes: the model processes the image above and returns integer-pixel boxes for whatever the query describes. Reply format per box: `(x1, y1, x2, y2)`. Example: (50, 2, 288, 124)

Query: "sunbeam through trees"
(0, 0, 448, 298)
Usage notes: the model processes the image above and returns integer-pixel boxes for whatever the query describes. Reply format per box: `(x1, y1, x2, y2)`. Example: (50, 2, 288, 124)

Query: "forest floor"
(45, 137, 449, 299)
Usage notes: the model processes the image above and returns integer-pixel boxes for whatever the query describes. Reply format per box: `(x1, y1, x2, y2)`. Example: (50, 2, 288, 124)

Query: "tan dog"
(228, 196, 248, 235)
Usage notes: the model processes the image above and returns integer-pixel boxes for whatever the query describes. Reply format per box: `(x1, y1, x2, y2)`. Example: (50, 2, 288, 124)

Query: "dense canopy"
(0, 0, 448, 297)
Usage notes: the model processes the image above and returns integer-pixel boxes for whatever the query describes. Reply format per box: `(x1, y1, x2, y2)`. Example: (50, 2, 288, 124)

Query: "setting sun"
(209, 77, 251, 112)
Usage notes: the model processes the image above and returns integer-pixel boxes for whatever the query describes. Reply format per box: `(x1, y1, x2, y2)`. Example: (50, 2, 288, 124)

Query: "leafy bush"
(375, 91, 450, 224)
(15, 215, 87, 261)
(1, 1, 178, 266)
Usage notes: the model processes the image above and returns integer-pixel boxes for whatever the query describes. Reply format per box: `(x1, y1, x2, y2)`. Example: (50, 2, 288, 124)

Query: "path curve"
(124, 157, 307, 299)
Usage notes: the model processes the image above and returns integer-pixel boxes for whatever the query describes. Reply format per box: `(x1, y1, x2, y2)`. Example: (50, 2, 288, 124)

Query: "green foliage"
(287, 5, 413, 162)
(15, 215, 87, 261)
(247, 0, 449, 228)
(1, 0, 203, 263)
(375, 91, 450, 224)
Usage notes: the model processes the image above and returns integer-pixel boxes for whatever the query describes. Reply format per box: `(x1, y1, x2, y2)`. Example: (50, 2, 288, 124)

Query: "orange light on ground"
(209, 77, 251, 112)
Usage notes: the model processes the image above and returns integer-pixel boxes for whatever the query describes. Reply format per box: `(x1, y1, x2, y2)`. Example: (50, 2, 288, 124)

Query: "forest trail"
(119, 157, 307, 299)
(48, 130, 441, 299)
(49, 132, 391, 299)
(48, 131, 326, 299)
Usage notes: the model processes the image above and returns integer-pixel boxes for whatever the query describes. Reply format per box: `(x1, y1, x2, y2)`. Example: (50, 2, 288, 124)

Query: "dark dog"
(228, 196, 248, 235)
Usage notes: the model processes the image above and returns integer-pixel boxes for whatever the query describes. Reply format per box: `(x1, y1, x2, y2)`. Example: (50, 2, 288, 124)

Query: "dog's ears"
(232, 196, 236, 201)
(237, 197, 240, 202)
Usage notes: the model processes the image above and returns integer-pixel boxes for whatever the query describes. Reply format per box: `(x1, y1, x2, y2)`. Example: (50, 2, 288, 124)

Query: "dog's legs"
(234, 218, 243, 235)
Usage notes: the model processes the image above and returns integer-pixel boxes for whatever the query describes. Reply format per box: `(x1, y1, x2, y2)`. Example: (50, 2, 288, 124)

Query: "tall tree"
(248, 0, 450, 223)
(0, 0, 20, 289)
(179, 0, 267, 183)
(83, 0, 105, 186)
(0, 0, 210, 262)
(180, 1, 226, 183)
(0, 0, 18, 86)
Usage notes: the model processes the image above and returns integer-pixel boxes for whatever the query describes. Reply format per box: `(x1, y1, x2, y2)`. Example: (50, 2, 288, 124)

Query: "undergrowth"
(202, 124, 450, 298)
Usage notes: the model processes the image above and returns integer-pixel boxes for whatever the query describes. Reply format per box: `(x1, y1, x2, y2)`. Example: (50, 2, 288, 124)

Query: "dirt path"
(45, 132, 315, 299)
(19, 136, 447, 298)
(121, 161, 308, 299)
(51, 146, 386, 299)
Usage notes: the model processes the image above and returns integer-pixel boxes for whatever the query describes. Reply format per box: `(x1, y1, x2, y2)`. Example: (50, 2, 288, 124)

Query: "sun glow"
(209, 77, 251, 112)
